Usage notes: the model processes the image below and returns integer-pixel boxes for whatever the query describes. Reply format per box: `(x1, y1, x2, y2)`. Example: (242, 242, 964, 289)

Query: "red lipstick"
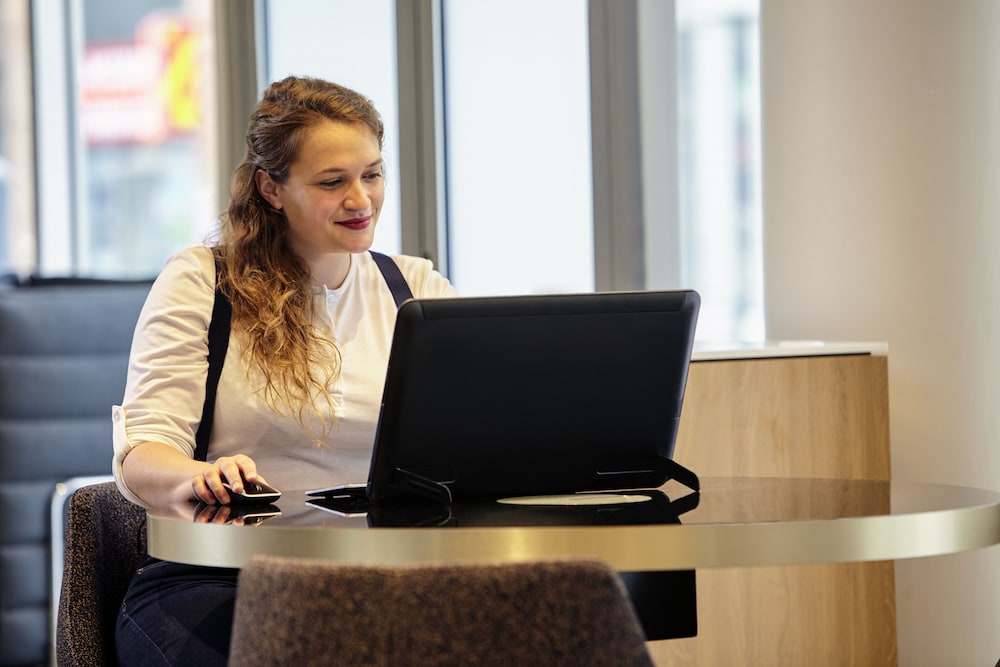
(337, 216, 371, 231)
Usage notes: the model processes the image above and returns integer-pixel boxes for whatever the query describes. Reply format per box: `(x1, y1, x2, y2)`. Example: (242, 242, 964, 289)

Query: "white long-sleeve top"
(112, 246, 457, 505)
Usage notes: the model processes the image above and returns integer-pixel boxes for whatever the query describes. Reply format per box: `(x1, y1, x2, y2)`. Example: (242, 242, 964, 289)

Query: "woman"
(112, 76, 456, 665)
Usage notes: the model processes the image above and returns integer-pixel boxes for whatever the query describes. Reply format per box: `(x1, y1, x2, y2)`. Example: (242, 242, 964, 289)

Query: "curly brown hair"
(215, 76, 384, 434)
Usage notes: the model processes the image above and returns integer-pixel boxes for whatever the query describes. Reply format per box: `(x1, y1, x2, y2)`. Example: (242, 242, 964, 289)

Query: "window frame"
(391, 0, 674, 291)
(28, 0, 745, 327)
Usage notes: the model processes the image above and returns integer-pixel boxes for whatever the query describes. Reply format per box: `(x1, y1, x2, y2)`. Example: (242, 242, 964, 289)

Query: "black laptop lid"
(367, 289, 700, 504)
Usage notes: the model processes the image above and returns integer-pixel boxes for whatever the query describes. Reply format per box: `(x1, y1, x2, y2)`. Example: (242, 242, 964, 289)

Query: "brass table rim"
(147, 479, 1000, 570)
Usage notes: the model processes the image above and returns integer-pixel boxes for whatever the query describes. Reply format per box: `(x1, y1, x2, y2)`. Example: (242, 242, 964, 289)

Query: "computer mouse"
(222, 475, 282, 506)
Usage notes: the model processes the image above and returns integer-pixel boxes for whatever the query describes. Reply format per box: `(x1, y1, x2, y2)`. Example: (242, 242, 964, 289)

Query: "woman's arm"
(113, 247, 252, 507)
(121, 440, 260, 507)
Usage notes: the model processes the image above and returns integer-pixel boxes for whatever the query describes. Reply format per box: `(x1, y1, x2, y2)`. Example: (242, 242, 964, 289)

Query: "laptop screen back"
(367, 289, 700, 503)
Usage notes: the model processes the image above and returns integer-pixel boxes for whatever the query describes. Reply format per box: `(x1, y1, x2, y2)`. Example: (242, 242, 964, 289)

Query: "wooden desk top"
(146, 477, 1000, 571)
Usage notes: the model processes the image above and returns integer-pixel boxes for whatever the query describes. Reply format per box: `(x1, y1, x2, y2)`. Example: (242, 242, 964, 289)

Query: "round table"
(145, 477, 1000, 570)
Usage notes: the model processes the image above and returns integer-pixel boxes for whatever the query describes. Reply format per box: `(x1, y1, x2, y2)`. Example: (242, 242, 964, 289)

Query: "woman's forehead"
(292, 121, 382, 170)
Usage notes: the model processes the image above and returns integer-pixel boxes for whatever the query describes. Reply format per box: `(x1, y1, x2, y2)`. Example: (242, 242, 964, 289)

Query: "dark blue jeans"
(116, 556, 239, 667)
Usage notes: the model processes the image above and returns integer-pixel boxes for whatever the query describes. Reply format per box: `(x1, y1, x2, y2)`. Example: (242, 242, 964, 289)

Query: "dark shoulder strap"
(194, 251, 409, 461)
(194, 251, 232, 462)
(369, 250, 413, 308)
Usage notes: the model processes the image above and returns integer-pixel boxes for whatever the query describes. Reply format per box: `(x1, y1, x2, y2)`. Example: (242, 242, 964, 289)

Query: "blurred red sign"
(80, 12, 203, 146)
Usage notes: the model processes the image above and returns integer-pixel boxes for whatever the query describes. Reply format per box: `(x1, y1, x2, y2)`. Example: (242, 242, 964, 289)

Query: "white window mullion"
(32, 0, 77, 274)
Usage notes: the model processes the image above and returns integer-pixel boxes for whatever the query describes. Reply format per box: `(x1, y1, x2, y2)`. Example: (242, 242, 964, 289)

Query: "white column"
(760, 0, 1000, 664)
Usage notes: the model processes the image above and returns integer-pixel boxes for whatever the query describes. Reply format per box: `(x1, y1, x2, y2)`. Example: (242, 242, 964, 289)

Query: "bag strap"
(194, 251, 232, 461)
(369, 250, 414, 306)
(193, 250, 412, 461)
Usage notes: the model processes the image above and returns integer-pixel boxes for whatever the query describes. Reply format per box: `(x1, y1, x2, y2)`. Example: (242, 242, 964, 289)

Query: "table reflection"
(150, 477, 1000, 529)
(145, 477, 1000, 571)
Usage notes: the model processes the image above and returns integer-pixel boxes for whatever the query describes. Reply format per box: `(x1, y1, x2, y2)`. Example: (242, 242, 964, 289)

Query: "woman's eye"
(320, 179, 343, 188)
(364, 172, 383, 182)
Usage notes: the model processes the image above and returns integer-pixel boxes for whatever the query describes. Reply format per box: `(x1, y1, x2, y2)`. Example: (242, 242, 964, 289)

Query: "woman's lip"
(336, 216, 371, 231)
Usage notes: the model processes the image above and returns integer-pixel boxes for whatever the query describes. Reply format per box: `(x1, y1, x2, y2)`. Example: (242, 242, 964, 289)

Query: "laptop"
(309, 288, 701, 507)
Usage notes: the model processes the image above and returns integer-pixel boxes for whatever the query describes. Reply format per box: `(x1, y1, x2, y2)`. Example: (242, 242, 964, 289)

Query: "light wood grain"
(648, 562, 897, 666)
(653, 353, 895, 665)
(674, 354, 890, 479)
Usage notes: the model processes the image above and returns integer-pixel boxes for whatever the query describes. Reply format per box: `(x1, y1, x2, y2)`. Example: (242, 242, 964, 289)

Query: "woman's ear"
(254, 169, 283, 210)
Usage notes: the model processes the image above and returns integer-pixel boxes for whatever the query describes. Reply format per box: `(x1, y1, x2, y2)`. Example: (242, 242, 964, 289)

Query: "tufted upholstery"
(0, 280, 150, 666)
(228, 555, 655, 667)
(55, 482, 147, 667)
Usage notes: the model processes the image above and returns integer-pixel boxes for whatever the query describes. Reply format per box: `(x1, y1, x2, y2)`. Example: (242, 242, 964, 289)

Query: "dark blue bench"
(0, 278, 150, 666)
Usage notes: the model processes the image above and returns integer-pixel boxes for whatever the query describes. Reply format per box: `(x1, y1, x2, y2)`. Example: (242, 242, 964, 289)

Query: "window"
(0, 0, 34, 276)
(34, 0, 218, 278)
(674, 0, 763, 341)
(13, 1, 763, 342)
(441, 0, 594, 296)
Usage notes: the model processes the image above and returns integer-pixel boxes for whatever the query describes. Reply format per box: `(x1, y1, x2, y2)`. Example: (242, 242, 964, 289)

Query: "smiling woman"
(111, 76, 457, 666)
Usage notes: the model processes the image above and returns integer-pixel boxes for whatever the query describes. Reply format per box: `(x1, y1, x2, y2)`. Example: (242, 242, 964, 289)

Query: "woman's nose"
(344, 180, 371, 211)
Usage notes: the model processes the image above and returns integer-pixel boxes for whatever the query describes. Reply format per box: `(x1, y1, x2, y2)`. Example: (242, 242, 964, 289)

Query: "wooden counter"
(651, 342, 895, 666)
(677, 341, 890, 480)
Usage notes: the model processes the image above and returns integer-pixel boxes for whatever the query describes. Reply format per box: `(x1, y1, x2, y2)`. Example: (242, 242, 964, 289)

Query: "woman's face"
(256, 119, 384, 261)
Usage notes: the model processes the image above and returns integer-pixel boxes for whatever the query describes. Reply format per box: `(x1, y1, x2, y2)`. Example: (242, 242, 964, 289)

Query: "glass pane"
(262, 0, 401, 255)
(442, 0, 593, 296)
(76, 0, 218, 278)
(0, 0, 33, 276)
(676, 0, 764, 341)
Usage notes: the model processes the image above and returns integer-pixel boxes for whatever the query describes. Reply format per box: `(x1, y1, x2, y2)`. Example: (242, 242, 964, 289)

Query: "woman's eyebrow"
(316, 159, 383, 176)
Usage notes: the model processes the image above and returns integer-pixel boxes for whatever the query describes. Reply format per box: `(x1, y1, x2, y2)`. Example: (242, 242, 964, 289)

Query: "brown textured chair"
(55, 481, 148, 667)
(228, 555, 655, 667)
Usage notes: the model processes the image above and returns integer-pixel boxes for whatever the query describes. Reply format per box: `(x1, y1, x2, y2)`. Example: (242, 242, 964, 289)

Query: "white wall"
(760, 0, 1000, 663)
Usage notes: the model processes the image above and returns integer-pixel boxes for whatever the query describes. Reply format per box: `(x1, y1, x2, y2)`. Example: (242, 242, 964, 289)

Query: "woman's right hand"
(191, 454, 262, 505)
(120, 441, 268, 509)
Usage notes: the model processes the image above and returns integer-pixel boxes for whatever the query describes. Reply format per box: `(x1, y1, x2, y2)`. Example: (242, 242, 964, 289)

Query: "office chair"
(55, 481, 148, 667)
(228, 555, 655, 667)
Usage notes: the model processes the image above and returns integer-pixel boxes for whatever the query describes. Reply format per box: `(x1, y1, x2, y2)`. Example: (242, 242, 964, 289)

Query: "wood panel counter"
(676, 341, 890, 480)
(653, 341, 895, 666)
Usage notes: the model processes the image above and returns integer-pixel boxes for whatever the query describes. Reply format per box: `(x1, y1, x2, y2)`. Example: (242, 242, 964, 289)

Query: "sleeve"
(111, 246, 217, 505)
(393, 254, 459, 299)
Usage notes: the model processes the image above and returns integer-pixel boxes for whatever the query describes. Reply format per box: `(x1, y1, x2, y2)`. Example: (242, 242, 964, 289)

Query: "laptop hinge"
(658, 456, 700, 493)
(394, 467, 454, 504)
